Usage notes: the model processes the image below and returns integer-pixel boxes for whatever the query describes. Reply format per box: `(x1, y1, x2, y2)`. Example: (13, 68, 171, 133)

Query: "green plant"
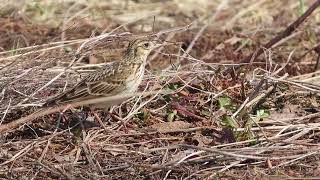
(298, 0, 305, 16)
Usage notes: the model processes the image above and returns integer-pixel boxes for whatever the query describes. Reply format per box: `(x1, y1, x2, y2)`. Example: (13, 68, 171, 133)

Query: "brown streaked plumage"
(44, 38, 160, 107)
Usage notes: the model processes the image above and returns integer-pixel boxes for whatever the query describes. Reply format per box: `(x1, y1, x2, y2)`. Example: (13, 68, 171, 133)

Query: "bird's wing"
(45, 61, 133, 105)
(84, 61, 134, 95)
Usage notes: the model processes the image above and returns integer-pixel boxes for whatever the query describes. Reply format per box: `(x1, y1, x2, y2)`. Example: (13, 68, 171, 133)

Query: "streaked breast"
(124, 63, 145, 93)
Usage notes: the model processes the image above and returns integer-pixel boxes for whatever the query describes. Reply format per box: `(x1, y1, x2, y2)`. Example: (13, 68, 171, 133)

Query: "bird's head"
(124, 38, 161, 61)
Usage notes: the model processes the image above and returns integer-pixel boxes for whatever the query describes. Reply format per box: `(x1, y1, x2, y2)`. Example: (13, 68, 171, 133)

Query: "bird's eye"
(143, 42, 150, 48)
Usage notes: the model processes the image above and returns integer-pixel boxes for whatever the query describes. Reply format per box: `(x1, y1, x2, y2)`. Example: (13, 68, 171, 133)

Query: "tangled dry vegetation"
(1, 0, 320, 179)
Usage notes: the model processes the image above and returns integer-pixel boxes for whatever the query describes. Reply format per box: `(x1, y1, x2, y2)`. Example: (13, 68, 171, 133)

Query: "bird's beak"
(155, 43, 162, 48)
(161, 42, 175, 46)
(152, 41, 162, 49)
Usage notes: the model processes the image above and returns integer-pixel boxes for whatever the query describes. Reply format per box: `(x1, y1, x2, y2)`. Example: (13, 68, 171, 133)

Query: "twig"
(314, 44, 320, 71)
(91, 110, 111, 133)
(223, 0, 320, 75)
(179, 144, 308, 160)
(81, 143, 104, 175)
(268, 77, 320, 92)
(164, 151, 203, 180)
(182, 0, 229, 58)
(223, 0, 267, 29)
(0, 91, 164, 134)
(273, 150, 319, 169)
(0, 142, 36, 166)
(38, 160, 74, 180)
(0, 99, 11, 125)
(207, 160, 242, 178)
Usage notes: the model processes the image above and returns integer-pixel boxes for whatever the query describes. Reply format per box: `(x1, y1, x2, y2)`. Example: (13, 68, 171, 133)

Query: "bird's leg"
(55, 104, 81, 130)
(55, 104, 73, 130)
(55, 112, 64, 130)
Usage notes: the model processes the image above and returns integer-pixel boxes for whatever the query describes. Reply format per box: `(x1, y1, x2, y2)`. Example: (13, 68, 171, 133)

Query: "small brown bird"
(45, 38, 161, 108)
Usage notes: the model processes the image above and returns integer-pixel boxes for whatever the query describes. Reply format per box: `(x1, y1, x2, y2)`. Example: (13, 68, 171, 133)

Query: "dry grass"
(0, 0, 320, 179)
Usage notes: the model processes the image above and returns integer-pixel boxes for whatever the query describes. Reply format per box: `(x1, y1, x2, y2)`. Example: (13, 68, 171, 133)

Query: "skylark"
(44, 37, 161, 108)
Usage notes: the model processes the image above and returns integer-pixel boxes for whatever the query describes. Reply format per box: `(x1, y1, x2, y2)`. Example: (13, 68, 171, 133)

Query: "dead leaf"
(178, 90, 189, 97)
(265, 104, 299, 123)
(170, 102, 205, 121)
(193, 132, 212, 146)
(170, 149, 196, 163)
(224, 36, 243, 45)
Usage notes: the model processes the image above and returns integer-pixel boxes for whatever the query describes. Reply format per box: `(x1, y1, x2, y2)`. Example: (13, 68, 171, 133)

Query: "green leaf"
(298, 0, 305, 16)
(220, 115, 238, 128)
(167, 110, 177, 122)
(64, 46, 72, 53)
(240, 38, 253, 47)
(218, 97, 231, 108)
(237, 117, 256, 141)
(200, 109, 211, 117)
(256, 109, 269, 119)
(249, 139, 258, 146)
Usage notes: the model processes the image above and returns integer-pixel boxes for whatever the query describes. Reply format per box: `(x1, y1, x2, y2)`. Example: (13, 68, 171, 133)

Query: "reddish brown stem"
(223, 0, 320, 76)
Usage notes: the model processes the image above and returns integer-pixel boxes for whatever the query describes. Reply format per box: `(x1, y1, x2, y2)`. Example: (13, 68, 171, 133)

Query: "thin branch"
(223, 0, 320, 75)
(0, 91, 165, 134)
